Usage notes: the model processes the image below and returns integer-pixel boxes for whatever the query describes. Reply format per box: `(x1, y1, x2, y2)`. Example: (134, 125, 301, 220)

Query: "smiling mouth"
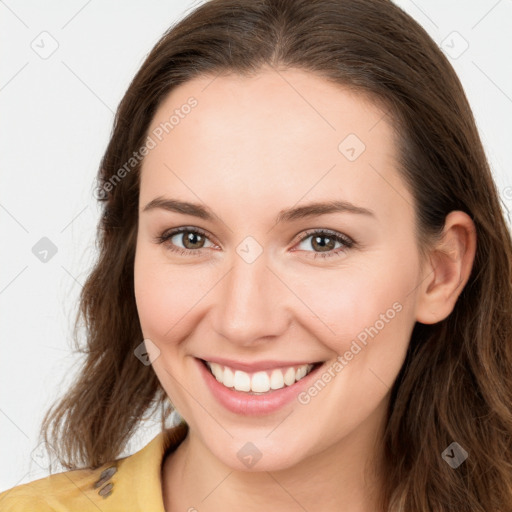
(200, 359, 324, 395)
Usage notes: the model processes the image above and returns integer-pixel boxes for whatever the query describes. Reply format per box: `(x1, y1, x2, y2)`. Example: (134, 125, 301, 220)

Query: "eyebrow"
(142, 197, 375, 223)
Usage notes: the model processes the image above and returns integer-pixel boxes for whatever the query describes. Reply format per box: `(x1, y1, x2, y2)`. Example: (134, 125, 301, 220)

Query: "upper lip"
(199, 357, 321, 372)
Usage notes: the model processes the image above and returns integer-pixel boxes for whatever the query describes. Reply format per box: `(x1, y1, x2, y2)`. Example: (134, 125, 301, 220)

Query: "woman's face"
(134, 68, 424, 471)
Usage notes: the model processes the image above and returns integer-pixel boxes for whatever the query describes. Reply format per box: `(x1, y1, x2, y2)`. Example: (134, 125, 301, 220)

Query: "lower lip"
(196, 358, 324, 416)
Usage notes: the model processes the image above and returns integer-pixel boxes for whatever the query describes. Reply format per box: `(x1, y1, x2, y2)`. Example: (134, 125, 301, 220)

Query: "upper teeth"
(206, 362, 315, 393)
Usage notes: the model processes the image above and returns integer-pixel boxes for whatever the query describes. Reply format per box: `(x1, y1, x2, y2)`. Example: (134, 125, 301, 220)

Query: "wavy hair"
(40, 0, 512, 509)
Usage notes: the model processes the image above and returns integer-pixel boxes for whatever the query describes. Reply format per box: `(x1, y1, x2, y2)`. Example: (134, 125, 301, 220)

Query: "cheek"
(134, 244, 214, 343)
(290, 255, 418, 432)
(288, 252, 419, 358)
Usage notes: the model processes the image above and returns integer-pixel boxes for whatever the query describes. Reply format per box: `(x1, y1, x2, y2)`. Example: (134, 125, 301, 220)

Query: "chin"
(203, 432, 312, 473)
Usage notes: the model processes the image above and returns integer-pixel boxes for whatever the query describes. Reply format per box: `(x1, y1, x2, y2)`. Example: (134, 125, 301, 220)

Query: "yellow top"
(0, 423, 188, 512)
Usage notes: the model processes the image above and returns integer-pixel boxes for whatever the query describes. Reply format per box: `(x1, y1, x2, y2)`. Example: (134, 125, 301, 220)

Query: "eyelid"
(154, 225, 219, 247)
(292, 228, 354, 247)
(155, 225, 356, 258)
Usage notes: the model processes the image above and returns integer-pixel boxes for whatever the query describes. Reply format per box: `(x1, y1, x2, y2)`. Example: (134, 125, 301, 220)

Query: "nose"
(211, 250, 291, 346)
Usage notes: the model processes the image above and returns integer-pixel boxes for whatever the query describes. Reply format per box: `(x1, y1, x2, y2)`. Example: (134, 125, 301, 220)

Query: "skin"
(134, 67, 476, 512)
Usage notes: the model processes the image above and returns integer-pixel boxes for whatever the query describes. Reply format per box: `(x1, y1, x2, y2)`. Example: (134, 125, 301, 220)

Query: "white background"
(1, 0, 511, 493)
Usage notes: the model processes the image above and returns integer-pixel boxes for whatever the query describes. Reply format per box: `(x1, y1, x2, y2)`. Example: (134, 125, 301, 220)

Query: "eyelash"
(155, 226, 355, 260)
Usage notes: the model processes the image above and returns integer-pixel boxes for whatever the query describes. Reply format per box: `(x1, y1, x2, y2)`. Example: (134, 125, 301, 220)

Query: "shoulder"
(0, 462, 113, 511)
(0, 423, 188, 512)
(0, 460, 124, 511)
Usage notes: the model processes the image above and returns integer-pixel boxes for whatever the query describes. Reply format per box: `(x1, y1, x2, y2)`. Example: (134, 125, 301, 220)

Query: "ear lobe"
(415, 211, 477, 325)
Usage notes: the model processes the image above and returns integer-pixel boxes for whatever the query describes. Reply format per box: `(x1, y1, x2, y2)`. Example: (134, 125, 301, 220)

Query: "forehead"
(139, 68, 412, 225)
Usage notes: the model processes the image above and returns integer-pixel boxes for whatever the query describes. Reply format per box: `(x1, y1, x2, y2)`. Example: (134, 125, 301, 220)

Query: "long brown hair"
(40, 0, 512, 509)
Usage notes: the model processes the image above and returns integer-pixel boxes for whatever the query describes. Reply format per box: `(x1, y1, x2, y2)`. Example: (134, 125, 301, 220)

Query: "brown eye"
(156, 227, 215, 255)
(180, 231, 206, 249)
(310, 234, 337, 252)
(295, 229, 354, 260)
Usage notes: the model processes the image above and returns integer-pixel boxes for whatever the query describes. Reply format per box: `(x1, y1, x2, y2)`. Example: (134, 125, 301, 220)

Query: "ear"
(415, 211, 477, 325)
